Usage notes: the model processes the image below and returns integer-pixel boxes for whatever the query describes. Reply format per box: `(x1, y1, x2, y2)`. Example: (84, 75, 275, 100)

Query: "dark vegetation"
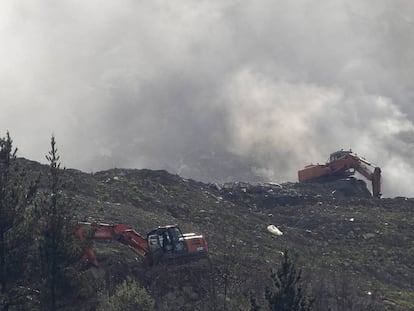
(264, 249, 314, 311)
(1, 132, 413, 310)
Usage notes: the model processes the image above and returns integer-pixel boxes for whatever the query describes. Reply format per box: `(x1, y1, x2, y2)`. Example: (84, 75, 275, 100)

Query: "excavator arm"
(76, 222, 149, 267)
(354, 164, 381, 198)
(338, 153, 381, 198)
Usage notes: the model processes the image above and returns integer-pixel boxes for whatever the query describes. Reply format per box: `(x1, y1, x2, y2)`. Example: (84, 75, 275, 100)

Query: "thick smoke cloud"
(1, 0, 413, 197)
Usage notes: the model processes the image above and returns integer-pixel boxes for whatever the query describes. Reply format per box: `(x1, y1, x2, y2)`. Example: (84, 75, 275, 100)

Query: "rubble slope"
(18, 158, 414, 310)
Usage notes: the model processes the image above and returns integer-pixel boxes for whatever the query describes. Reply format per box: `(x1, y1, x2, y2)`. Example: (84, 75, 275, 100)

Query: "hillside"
(17, 158, 414, 310)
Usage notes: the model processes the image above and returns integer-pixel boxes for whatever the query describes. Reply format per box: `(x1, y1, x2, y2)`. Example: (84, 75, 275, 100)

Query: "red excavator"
(298, 150, 381, 198)
(76, 222, 208, 267)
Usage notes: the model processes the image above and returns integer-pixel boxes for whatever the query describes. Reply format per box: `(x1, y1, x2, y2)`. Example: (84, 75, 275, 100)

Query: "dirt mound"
(214, 177, 372, 209)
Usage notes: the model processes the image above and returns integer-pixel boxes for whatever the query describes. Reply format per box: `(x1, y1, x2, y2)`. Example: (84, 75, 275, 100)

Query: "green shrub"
(99, 277, 155, 311)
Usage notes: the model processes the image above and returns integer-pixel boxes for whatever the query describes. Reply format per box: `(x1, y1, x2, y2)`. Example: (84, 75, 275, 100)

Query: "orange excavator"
(76, 222, 208, 267)
(298, 150, 381, 198)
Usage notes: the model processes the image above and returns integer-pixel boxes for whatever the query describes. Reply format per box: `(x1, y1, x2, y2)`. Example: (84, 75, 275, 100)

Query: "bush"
(99, 277, 155, 311)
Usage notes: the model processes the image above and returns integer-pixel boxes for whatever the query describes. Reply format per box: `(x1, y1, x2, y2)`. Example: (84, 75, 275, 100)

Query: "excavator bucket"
(372, 167, 382, 198)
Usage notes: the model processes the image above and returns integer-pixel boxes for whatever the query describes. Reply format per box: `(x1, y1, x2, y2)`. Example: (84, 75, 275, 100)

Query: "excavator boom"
(76, 222, 149, 266)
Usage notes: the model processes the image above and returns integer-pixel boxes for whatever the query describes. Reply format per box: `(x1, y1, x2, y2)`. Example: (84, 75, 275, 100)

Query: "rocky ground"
(18, 158, 414, 310)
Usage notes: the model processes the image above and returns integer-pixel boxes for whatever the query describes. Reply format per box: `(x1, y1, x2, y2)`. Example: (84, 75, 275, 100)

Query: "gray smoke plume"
(1, 0, 413, 197)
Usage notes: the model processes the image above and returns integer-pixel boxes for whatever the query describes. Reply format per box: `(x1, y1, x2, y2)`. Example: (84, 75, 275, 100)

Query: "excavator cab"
(329, 150, 352, 162)
(147, 226, 188, 261)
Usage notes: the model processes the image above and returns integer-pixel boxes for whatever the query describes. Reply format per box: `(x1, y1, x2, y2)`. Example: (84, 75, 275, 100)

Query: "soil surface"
(19, 158, 414, 310)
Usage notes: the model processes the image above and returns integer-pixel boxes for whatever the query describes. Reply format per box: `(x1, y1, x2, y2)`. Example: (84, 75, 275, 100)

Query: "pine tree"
(0, 132, 38, 310)
(265, 250, 314, 311)
(38, 136, 77, 310)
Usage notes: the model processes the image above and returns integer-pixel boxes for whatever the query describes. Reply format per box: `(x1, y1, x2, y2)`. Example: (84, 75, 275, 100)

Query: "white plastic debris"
(267, 225, 283, 236)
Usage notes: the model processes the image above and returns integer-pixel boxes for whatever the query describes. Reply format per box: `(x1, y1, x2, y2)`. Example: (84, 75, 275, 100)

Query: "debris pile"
(213, 177, 372, 209)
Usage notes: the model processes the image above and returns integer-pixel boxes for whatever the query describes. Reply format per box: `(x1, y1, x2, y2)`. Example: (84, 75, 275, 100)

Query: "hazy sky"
(1, 0, 413, 197)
